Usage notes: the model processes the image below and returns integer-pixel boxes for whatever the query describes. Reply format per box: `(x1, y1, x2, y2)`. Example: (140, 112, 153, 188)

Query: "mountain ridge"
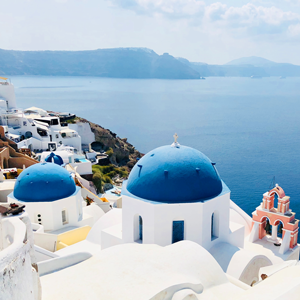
(1, 48, 300, 78)
(0, 48, 200, 79)
(225, 56, 278, 67)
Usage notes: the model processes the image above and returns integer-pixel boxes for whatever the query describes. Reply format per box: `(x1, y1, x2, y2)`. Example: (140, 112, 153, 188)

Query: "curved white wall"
(0, 214, 41, 300)
(210, 242, 272, 285)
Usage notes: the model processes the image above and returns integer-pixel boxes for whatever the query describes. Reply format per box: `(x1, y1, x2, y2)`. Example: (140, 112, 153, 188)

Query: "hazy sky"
(1, 0, 300, 64)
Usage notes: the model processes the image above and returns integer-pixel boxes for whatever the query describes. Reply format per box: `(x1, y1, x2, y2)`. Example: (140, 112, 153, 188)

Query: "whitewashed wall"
(122, 191, 233, 250)
(69, 123, 95, 146)
(0, 213, 41, 300)
(7, 188, 83, 232)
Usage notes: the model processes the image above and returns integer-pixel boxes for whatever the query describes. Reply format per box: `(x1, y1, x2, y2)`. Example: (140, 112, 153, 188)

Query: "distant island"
(1, 48, 300, 79)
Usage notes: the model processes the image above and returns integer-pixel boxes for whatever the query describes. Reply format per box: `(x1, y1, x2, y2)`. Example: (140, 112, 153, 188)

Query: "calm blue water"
(9, 75, 300, 219)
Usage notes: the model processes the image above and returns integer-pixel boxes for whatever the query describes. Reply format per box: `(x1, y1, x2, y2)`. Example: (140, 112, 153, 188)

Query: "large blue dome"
(126, 145, 223, 203)
(14, 163, 76, 202)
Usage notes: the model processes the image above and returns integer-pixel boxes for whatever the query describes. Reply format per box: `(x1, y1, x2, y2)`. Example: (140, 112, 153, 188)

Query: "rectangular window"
(51, 119, 59, 125)
(62, 210, 68, 225)
(172, 220, 184, 243)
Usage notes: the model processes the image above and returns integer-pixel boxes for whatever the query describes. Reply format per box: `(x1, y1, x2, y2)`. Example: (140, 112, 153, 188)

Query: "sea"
(9, 75, 300, 219)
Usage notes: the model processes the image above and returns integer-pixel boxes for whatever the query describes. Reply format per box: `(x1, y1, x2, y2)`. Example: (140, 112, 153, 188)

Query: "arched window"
(134, 214, 143, 243)
(211, 213, 214, 240)
(263, 217, 272, 236)
(211, 211, 219, 240)
(139, 216, 143, 241)
(277, 220, 284, 238)
(274, 193, 279, 210)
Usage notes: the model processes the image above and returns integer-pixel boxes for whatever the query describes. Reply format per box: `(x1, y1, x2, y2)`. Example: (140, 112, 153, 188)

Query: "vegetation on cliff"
(72, 116, 141, 192)
(92, 164, 129, 193)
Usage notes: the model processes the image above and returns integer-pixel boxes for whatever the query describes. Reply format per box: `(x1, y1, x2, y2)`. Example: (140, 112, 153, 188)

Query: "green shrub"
(106, 171, 117, 179)
(65, 117, 79, 124)
(100, 165, 114, 173)
(119, 170, 129, 178)
(92, 164, 129, 186)
(102, 175, 112, 184)
(92, 165, 103, 174)
(92, 172, 102, 193)
(106, 147, 114, 158)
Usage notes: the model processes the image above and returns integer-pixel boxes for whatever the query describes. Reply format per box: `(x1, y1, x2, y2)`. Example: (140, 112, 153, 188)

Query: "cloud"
(288, 23, 300, 35)
(109, 0, 205, 19)
(285, 0, 300, 5)
(108, 0, 300, 37)
(205, 3, 300, 35)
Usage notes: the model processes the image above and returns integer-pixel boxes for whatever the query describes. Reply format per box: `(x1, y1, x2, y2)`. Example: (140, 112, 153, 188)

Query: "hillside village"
(1, 79, 300, 300)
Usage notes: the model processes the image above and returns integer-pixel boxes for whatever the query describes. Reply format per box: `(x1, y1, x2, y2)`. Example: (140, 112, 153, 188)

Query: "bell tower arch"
(250, 185, 299, 254)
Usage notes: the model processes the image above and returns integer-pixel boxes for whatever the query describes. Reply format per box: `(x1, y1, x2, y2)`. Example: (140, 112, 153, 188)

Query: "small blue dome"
(45, 152, 64, 165)
(126, 145, 223, 203)
(14, 163, 76, 202)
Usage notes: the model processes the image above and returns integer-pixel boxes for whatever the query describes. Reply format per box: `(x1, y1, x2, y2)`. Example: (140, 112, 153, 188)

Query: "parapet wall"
(0, 214, 41, 300)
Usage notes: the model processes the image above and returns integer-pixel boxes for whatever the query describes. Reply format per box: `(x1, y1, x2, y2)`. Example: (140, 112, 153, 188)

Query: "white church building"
(122, 141, 238, 249)
(6, 162, 105, 254)
(95, 137, 299, 286)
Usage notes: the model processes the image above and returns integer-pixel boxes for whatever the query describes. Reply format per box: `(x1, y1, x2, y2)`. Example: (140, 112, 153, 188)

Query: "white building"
(6, 162, 105, 254)
(0, 80, 86, 153)
(68, 122, 95, 149)
(97, 139, 299, 286)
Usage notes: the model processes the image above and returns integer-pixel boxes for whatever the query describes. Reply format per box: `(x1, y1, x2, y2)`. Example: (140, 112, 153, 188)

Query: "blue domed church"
(7, 163, 86, 232)
(99, 137, 299, 286)
(118, 138, 245, 250)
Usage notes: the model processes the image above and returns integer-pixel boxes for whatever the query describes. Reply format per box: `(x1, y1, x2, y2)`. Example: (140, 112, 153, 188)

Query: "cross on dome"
(171, 133, 180, 148)
(174, 133, 178, 143)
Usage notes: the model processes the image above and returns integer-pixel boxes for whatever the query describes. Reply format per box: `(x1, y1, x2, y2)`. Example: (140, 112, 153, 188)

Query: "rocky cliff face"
(75, 117, 143, 170)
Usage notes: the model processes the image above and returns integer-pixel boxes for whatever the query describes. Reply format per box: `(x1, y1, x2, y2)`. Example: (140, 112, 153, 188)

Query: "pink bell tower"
(250, 185, 299, 254)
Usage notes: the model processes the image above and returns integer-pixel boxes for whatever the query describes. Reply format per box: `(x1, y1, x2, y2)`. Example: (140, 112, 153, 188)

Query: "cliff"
(73, 117, 143, 170)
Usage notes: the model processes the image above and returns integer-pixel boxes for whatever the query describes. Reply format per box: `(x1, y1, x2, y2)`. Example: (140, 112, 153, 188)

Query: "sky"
(1, 0, 300, 64)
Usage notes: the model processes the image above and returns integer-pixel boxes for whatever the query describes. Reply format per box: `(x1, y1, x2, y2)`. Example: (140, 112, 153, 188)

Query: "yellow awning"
(0, 76, 8, 80)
